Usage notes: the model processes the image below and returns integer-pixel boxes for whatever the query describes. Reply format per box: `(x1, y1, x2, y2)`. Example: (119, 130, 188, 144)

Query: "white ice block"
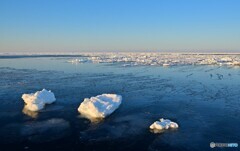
(78, 94, 122, 119)
(22, 89, 56, 111)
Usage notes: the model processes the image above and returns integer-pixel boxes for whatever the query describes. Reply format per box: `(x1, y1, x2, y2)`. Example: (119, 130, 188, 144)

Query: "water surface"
(0, 57, 239, 151)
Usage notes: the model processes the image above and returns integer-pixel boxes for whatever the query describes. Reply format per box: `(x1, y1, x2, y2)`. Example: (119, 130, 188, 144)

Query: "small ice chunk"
(21, 89, 56, 112)
(232, 61, 240, 66)
(162, 63, 170, 66)
(150, 118, 178, 131)
(150, 121, 167, 130)
(78, 94, 122, 120)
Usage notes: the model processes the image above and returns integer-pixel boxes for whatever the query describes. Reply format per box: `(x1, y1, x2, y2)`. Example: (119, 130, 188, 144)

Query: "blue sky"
(0, 0, 240, 52)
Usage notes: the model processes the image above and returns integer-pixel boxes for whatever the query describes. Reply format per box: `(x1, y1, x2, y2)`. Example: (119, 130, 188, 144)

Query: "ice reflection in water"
(22, 106, 39, 118)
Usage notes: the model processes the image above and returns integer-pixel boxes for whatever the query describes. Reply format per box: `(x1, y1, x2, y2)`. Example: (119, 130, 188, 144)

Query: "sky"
(0, 0, 240, 52)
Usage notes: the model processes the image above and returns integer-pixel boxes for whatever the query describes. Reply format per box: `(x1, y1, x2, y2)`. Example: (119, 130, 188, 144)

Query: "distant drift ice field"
(0, 54, 239, 151)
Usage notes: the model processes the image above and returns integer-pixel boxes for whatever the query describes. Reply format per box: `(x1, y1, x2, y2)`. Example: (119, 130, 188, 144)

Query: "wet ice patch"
(78, 94, 122, 120)
(21, 89, 56, 111)
(150, 118, 178, 132)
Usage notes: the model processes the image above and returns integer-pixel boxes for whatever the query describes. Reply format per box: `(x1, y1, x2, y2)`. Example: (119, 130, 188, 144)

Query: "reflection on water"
(22, 106, 39, 118)
(0, 57, 239, 151)
(77, 114, 104, 124)
(150, 128, 178, 134)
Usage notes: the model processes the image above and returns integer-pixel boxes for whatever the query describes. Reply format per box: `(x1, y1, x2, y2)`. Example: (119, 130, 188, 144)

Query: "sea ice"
(78, 94, 122, 120)
(150, 118, 178, 131)
(71, 52, 240, 67)
(21, 89, 56, 111)
(67, 58, 88, 64)
(67, 58, 80, 63)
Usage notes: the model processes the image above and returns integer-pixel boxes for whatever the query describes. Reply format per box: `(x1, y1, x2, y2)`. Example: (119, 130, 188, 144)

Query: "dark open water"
(0, 57, 239, 151)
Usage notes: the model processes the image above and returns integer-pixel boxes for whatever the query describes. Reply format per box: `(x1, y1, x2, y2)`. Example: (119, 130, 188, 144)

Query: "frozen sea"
(0, 55, 240, 151)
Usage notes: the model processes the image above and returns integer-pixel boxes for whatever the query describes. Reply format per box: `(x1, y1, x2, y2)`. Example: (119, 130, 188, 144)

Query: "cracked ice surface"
(71, 52, 240, 67)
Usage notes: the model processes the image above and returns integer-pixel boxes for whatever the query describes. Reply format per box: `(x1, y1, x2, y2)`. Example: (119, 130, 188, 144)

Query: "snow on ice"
(78, 94, 122, 120)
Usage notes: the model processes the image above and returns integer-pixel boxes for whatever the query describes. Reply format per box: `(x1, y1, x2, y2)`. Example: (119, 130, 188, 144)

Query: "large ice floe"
(78, 94, 122, 120)
(150, 118, 178, 133)
(21, 89, 56, 111)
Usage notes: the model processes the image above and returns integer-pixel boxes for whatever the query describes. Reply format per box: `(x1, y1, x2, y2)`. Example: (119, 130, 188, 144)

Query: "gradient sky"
(0, 0, 240, 52)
